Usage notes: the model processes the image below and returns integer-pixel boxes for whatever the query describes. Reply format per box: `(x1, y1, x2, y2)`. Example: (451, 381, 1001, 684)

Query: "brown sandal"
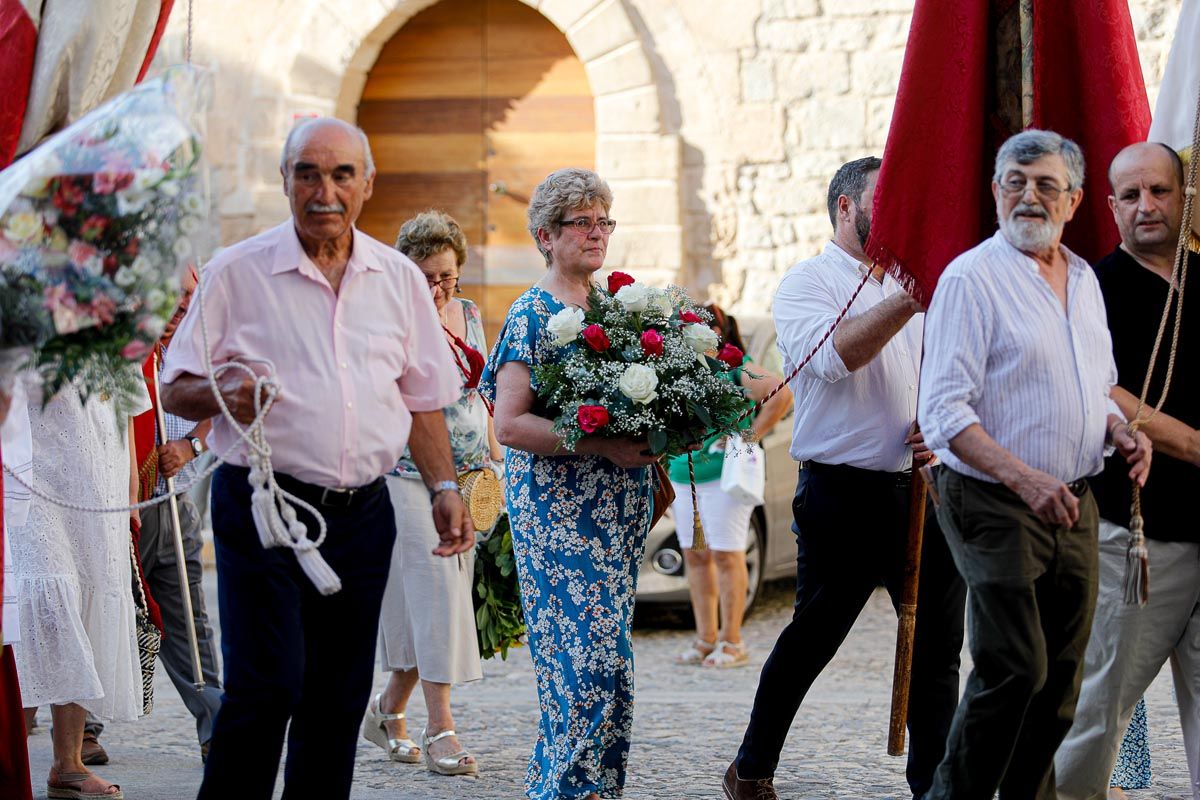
(48, 769, 124, 800)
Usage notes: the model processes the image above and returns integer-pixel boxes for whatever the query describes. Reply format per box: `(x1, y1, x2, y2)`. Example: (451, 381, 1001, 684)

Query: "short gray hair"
(993, 129, 1084, 191)
(279, 118, 375, 177)
(527, 168, 614, 265)
(826, 156, 881, 229)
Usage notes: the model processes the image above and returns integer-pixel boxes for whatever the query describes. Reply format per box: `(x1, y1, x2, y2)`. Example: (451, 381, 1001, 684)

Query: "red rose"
(641, 328, 664, 357)
(80, 215, 109, 241)
(577, 404, 610, 434)
(607, 271, 635, 294)
(102, 253, 119, 276)
(680, 310, 703, 324)
(52, 178, 84, 215)
(717, 343, 744, 367)
(582, 323, 611, 352)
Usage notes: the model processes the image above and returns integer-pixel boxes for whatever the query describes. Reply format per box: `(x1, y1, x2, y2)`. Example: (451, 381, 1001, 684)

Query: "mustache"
(307, 202, 346, 214)
(1011, 203, 1048, 220)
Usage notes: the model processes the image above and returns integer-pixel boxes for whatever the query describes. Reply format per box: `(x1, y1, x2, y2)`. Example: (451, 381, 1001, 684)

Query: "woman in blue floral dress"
(480, 168, 659, 800)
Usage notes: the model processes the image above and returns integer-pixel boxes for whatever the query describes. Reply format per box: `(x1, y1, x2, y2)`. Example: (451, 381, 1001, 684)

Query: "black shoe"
(723, 761, 779, 800)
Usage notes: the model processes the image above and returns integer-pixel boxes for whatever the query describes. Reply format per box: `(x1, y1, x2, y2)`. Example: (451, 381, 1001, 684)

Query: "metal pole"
(151, 349, 205, 689)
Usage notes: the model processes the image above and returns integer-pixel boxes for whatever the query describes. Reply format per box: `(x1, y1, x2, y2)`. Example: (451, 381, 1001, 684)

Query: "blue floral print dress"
(479, 286, 653, 800)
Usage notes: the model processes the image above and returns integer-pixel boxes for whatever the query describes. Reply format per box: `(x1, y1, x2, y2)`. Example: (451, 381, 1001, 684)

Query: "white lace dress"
(10, 381, 150, 720)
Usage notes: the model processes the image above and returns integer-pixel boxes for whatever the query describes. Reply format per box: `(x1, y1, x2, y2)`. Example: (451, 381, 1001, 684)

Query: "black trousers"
(924, 468, 1099, 800)
(197, 465, 396, 800)
(735, 462, 967, 798)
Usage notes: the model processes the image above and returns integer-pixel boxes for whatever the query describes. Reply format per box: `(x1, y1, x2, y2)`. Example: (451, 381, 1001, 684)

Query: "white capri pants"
(668, 479, 756, 552)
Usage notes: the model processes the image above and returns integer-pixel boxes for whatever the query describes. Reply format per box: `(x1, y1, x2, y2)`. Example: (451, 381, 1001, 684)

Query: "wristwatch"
(188, 437, 204, 457)
(428, 480, 460, 501)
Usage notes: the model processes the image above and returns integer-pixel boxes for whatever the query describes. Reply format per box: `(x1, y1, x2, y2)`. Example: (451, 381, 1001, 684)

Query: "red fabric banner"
(867, 0, 1150, 303)
(1032, 1, 1150, 264)
(0, 0, 37, 168)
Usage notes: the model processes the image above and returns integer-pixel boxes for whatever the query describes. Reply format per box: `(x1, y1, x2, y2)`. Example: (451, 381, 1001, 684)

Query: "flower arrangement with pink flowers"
(533, 271, 752, 455)
(0, 66, 210, 413)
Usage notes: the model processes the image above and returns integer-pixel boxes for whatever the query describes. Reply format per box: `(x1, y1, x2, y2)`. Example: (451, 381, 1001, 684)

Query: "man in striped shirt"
(918, 129, 1151, 799)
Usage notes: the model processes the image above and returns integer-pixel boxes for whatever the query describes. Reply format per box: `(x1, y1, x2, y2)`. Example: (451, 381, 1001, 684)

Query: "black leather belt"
(272, 472, 387, 509)
(800, 460, 912, 490)
(1066, 478, 1089, 497)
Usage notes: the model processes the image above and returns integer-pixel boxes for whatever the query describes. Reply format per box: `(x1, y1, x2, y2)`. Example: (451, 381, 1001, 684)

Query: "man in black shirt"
(1056, 142, 1200, 799)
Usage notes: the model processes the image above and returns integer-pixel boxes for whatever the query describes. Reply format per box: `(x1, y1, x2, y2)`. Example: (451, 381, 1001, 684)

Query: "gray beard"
(1000, 216, 1061, 254)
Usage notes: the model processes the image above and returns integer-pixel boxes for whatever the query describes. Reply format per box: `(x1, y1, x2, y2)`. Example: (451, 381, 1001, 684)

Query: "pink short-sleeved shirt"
(162, 221, 461, 488)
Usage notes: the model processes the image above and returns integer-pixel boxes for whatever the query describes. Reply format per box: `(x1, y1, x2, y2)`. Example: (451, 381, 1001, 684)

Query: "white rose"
(182, 193, 204, 214)
(114, 266, 137, 288)
(683, 323, 719, 354)
(615, 283, 652, 313)
(546, 306, 585, 346)
(618, 363, 659, 405)
(21, 175, 55, 199)
(3, 211, 43, 244)
(648, 288, 675, 317)
(48, 227, 69, 252)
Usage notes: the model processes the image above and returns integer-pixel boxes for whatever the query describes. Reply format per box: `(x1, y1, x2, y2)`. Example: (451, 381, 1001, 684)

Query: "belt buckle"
(320, 486, 355, 507)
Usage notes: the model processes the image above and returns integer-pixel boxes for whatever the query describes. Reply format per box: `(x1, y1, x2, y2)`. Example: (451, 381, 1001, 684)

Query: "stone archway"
(242, 0, 683, 285)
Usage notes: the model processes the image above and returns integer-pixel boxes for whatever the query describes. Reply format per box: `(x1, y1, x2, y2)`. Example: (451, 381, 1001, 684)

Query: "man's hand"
(430, 489, 475, 557)
(218, 371, 273, 425)
(905, 420, 933, 464)
(1013, 468, 1079, 528)
(157, 440, 194, 479)
(1112, 425, 1152, 487)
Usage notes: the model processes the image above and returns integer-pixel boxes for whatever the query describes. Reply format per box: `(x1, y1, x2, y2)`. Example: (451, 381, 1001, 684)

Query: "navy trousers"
(197, 465, 396, 800)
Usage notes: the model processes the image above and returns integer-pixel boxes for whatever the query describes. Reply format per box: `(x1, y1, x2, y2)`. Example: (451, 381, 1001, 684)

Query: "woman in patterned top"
(363, 210, 501, 776)
(480, 168, 661, 800)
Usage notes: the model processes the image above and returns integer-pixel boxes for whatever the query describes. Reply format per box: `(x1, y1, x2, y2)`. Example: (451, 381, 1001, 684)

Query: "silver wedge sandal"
(421, 727, 478, 776)
(361, 693, 421, 763)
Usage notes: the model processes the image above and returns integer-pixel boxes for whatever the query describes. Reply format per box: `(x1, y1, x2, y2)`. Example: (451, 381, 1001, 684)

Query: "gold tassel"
(688, 451, 707, 551)
(1123, 492, 1150, 607)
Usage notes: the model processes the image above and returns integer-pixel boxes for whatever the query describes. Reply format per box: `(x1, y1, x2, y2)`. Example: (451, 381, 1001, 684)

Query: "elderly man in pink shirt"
(161, 117, 472, 800)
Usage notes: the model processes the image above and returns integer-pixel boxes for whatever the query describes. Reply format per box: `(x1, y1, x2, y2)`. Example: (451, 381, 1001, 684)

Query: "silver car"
(636, 318, 799, 613)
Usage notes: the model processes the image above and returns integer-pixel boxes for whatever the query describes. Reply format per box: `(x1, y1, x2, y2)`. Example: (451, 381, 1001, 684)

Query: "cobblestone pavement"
(27, 574, 1192, 799)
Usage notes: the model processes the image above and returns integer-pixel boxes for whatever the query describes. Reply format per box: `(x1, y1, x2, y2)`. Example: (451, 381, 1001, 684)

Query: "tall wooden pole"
(887, 455, 928, 756)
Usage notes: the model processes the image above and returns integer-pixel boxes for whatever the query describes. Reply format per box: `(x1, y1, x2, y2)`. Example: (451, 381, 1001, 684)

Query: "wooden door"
(357, 0, 595, 345)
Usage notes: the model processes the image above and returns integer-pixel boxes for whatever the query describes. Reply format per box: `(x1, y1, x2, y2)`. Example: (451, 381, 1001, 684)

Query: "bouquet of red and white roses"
(0, 66, 211, 414)
(534, 272, 752, 456)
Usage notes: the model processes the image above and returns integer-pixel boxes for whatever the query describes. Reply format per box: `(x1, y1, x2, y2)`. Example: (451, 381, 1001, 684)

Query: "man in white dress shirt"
(724, 157, 967, 800)
(919, 129, 1151, 799)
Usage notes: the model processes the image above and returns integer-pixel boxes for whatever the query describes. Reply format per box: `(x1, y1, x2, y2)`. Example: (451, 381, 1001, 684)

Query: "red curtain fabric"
(0, 0, 37, 168)
(867, 0, 1150, 303)
(1032, 1, 1150, 264)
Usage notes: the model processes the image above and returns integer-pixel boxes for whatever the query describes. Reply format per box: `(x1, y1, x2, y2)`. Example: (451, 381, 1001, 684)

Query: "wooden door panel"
(359, 0, 594, 343)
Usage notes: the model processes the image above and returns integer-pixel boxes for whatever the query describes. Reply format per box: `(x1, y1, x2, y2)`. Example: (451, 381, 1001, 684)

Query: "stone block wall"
(155, 0, 1183, 314)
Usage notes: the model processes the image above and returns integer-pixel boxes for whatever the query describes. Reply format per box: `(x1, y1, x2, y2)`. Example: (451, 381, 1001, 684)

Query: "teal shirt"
(666, 360, 751, 484)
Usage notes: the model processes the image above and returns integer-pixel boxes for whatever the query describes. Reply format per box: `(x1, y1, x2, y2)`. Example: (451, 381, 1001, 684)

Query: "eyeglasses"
(425, 276, 459, 291)
(999, 178, 1070, 202)
(559, 217, 617, 235)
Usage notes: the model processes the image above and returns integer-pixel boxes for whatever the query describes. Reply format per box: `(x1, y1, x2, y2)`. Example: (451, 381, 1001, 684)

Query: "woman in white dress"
(11, 377, 150, 800)
(362, 211, 500, 776)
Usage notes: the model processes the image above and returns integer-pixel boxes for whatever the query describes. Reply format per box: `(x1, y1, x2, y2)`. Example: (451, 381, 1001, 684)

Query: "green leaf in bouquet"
(648, 428, 668, 455)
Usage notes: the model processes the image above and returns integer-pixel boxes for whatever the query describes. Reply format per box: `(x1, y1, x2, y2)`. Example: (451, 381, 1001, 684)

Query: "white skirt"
(668, 479, 756, 552)
(377, 476, 482, 685)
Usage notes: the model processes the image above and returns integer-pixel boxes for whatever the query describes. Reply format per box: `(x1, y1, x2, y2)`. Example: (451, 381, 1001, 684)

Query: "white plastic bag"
(720, 434, 765, 506)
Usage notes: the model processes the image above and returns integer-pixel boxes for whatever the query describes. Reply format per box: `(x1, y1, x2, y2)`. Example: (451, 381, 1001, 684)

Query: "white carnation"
(546, 306, 585, 346)
(648, 288, 674, 317)
(179, 215, 202, 235)
(618, 363, 659, 405)
(114, 266, 137, 288)
(182, 193, 205, 214)
(615, 283, 652, 312)
(683, 323, 719, 354)
(131, 255, 153, 275)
